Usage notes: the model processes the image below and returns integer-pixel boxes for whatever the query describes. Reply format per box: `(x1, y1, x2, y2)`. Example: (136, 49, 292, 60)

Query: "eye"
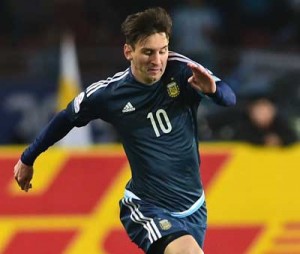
(143, 50, 152, 56)
(159, 47, 168, 54)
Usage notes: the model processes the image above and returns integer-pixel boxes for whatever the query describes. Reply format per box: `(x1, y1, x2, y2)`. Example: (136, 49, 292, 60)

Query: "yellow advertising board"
(0, 143, 299, 254)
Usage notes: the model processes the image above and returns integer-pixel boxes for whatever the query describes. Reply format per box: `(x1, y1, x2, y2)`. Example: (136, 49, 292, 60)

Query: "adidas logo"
(122, 102, 135, 113)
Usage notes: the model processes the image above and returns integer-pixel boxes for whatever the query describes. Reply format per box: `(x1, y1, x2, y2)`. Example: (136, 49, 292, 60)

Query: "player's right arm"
(14, 78, 110, 192)
(14, 109, 75, 192)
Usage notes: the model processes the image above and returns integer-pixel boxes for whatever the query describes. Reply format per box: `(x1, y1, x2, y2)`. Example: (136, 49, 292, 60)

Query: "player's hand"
(187, 63, 216, 94)
(14, 160, 33, 192)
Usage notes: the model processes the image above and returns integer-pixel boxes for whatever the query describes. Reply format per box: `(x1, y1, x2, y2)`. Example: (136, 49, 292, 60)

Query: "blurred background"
(0, 0, 299, 145)
(0, 1, 300, 254)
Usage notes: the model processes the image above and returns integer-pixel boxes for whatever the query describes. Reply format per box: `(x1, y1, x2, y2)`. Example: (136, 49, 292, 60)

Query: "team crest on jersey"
(159, 219, 172, 230)
(167, 81, 180, 98)
(74, 92, 85, 113)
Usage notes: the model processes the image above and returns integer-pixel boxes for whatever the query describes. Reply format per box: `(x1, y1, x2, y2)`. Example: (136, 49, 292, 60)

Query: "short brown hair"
(121, 7, 172, 47)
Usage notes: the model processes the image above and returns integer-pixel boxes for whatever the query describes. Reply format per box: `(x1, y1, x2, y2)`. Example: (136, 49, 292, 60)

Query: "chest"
(108, 81, 189, 136)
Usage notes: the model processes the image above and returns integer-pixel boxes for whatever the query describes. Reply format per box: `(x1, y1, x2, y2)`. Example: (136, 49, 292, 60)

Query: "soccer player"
(14, 7, 236, 254)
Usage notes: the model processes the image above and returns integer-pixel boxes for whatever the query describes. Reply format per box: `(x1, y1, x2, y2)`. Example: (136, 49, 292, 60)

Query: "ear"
(124, 44, 133, 61)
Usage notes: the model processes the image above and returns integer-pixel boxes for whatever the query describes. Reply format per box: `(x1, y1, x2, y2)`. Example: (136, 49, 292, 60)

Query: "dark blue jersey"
(64, 52, 236, 212)
(21, 52, 235, 212)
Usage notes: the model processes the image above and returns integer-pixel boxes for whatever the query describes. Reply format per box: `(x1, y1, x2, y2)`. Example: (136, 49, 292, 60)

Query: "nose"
(150, 52, 160, 65)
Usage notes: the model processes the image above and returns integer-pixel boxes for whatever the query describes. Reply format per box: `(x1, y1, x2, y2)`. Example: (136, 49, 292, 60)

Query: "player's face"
(124, 32, 169, 85)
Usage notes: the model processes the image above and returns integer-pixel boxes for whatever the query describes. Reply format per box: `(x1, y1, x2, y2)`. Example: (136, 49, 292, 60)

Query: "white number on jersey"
(147, 109, 172, 137)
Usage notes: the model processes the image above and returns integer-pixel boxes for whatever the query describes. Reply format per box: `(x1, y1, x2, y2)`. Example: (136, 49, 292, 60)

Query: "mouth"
(147, 68, 161, 75)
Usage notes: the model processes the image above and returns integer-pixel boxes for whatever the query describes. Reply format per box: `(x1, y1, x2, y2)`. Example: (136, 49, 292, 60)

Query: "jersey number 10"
(147, 109, 172, 137)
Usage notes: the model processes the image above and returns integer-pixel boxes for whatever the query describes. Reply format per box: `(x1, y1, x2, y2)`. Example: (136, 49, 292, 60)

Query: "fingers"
(14, 160, 33, 192)
(14, 174, 32, 192)
(187, 62, 209, 76)
(15, 176, 32, 192)
(24, 182, 32, 192)
(187, 76, 193, 83)
(187, 63, 216, 93)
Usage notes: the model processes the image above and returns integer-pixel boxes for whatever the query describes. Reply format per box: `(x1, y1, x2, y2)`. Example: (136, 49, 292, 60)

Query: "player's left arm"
(187, 62, 236, 106)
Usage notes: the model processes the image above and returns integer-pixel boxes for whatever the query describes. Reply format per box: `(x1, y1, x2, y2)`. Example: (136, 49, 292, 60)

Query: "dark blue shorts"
(119, 194, 207, 253)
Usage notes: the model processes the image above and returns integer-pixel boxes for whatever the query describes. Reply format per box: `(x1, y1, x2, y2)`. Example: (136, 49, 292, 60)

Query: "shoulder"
(166, 51, 197, 79)
(168, 51, 190, 65)
(168, 51, 198, 66)
(69, 68, 130, 119)
(85, 68, 130, 99)
(168, 51, 221, 83)
(167, 51, 206, 72)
